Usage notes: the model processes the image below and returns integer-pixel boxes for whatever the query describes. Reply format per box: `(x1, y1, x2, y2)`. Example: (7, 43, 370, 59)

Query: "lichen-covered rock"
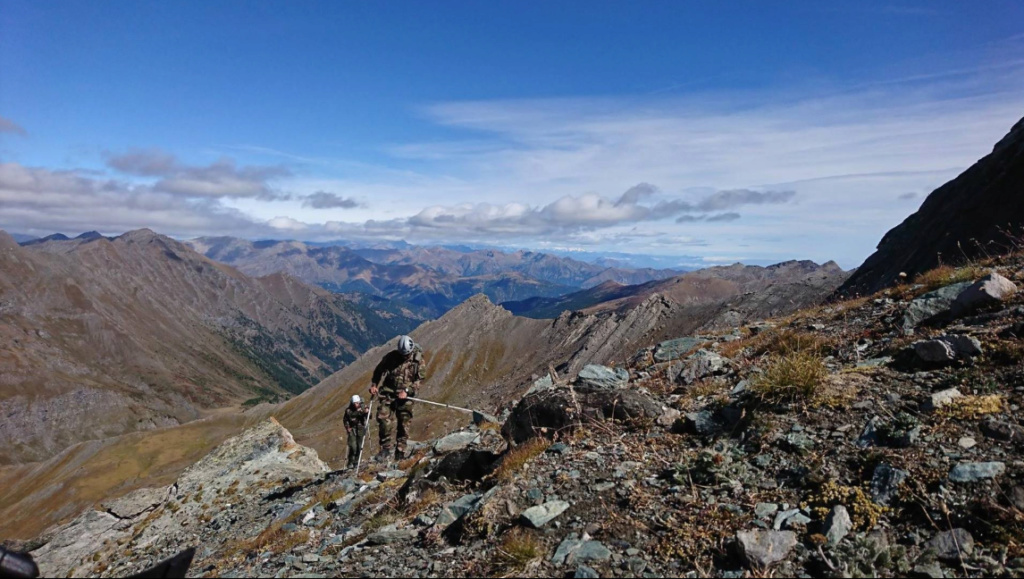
(676, 349, 729, 384)
(575, 365, 629, 392)
(902, 282, 972, 329)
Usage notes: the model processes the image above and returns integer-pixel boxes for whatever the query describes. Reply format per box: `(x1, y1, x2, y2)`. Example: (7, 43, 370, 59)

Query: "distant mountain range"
(0, 229, 425, 464)
(187, 237, 683, 316)
(504, 259, 847, 321)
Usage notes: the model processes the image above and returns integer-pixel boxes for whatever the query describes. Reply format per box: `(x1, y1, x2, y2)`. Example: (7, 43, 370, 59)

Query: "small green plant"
(750, 352, 828, 404)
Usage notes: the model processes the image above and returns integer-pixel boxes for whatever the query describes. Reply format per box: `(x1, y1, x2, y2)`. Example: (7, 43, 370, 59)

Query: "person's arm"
(370, 355, 389, 396)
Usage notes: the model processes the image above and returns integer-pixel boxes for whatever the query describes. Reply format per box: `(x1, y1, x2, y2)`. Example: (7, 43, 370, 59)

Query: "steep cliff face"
(840, 115, 1024, 296)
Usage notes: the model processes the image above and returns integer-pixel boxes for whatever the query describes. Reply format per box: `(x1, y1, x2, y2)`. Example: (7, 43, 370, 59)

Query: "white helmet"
(351, 394, 362, 405)
(398, 335, 415, 355)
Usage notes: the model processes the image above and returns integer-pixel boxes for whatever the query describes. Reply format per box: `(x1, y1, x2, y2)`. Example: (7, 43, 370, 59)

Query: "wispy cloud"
(106, 148, 291, 200)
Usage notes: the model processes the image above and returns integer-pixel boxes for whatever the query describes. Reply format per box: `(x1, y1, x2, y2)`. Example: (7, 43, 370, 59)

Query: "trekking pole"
(405, 396, 498, 425)
(354, 395, 374, 476)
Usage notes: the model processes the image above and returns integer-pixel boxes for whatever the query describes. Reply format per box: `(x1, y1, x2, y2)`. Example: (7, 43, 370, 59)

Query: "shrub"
(492, 528, 542, 575)
(750, 352, 828, 404)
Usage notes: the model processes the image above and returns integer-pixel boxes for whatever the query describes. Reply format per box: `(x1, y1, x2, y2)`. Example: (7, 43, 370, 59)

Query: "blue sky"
(1, 1, 1023, 268)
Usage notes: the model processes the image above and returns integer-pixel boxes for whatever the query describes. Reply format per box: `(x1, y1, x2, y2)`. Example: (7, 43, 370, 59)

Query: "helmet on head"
(398, 335, 415, 356)
(351, 394, 362, 405)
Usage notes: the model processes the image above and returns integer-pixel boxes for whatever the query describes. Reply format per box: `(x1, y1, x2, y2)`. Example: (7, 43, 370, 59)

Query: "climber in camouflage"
(369, 335, 424, 461)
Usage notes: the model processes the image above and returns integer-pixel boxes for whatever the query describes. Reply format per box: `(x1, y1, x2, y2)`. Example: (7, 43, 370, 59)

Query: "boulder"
(676, 349, 729, 385)
(869, 464, 908, 506)
(654, 337, 703, 362)
(433, 431, 480, 454)
(952, 272, 1017, 317)
(526, 375, 555, 396)
(520, 501, 570, 528)
(366, 526, 418, 545)
(552, 536, 612, 566)
(736, 529, 797, 568)
(926, 528, 974, 560)
(823, 505, 852, 546)
(981, 420, 1024, 442)
(576, 365, 629, 392)
(502, 387, 661, 444)
(922, 388, 963, 412)
(949, 461, 1005, 482)
(913, 335, 982, 365)
(902, 281, 972, 329)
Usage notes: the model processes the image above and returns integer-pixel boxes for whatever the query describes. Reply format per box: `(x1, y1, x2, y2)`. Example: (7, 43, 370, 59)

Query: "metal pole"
(405, 396, 475, 414)
(353, 397, 373, 475)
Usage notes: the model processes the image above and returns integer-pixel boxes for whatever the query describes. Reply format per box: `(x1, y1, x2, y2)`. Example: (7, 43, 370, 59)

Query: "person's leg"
(353, 427, 365, 467)
(377, 402, 394, 456)
(347, 431, 358, 467)
(395, 403, 413, 458)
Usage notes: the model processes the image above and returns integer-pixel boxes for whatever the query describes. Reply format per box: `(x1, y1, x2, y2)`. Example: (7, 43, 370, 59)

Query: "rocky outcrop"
(840, 115, 1024, 296)
(30, 419, 327, 578)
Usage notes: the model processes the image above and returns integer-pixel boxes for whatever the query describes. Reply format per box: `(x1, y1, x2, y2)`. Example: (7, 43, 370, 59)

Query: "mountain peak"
(115, 228, 162, 243)
(0, 230, 19, 250)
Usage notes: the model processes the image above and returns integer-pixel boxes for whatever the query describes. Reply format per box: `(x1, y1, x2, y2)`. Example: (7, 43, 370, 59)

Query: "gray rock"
(433, 431, 480, 454)
(870, 464, 908, 506)
(903, 282, 971, 329)
(574, 565, 600, 579)
(823, 505, 852, 546)
(525, 488, 545, 505)
(981, 420, 1024, 442)
(922, 388, 963, 412)
(736, 529, 798, 568)
(366, 527, 418, 545)
(576, 365, 629, 392)
(958, 437, 976, 449)
(773, 508, 801, 531)
(677, 349, 729, 385)
(913, 561, 946, 578)
(526, 375, 555, 395)
(754, 503, 779, 519)
(952, 272, 1017, 317)
(520, 500, 570, 528)
(927, 528, 974, 560)
(684, 410, 721, 436)
(913, 336, 982, 364)
(434, 493, 482, 528)
(949, 461, 1006, 482)
(552, 537, 612, 566)
(376, 470, 407, 481)
(654, 337, 703, 362)
(657, 407, 681, 428)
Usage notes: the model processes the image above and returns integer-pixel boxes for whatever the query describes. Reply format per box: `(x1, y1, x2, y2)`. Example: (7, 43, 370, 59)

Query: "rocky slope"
(505, 259, 847, 320)
(20, 253, 1024, 578)
(840, 115, 1024, 296)
(0, 229, 421, 464)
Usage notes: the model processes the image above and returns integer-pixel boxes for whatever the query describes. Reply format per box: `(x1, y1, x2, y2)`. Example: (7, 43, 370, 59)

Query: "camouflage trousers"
(377, 398, 413, 454)
(346, 426, 365, 468)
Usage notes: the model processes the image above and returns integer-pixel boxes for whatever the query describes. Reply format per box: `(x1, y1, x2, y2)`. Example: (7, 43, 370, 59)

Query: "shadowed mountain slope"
(840, 115, 1024, 296)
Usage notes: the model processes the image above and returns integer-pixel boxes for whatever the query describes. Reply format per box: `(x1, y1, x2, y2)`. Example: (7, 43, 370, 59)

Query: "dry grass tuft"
(491, 438, 550, 484)
(720, 329, 836, 360)
(912, 264, 985, 293)
(492, 528, 543, 576)
(224, 518, 310, 559)
(750, 352, 829, 405)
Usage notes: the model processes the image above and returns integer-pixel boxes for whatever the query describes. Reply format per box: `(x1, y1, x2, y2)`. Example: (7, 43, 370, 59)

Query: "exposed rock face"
(30, 419, 327, 578)
(502, 385, 661, 444)
(840, 115, 1024, 296)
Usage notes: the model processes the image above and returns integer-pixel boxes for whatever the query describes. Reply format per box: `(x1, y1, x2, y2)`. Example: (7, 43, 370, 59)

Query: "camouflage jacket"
(343, 404, 369, 431)
(371, 348, 424, 399)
